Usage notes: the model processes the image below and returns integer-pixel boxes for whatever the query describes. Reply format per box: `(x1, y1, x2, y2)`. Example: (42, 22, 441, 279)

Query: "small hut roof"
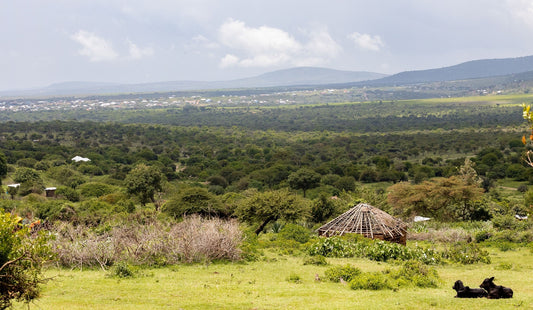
(317, 203, 406, 239)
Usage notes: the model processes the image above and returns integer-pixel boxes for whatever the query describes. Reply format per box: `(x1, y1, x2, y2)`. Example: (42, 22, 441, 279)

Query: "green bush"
(162, 187, 227, 218)
(78, 182, 117, 198)
(389, 260, 441, 288)
(349, 272, 393, 290)
(474, 230, 492, 243)
(485, 240, 518, 252)
(55, 186, 80, 202)
(441, 242, 491, 264)
(77, 163, 103, 176)
(496, 262, 513, 270)
(286, 273, 302, 284)
(324, 264, 361, 283)
(303, 255, 328, 266)
(0, 211, 52, 308)
(108, 262, 135, 278)
(278, 223, 311, 243)
(308, 236, 441, 264)
(308, 236, 354, 257)
(348, 260, 441, 291)
(239, 228, 262, 262)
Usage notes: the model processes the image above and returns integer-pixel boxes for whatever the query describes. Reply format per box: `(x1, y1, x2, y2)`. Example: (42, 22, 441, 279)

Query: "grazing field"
(19, 247, 532, 310)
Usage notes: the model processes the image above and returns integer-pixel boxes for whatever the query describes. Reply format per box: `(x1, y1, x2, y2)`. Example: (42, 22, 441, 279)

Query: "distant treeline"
(0, 113, 526, 192)
(0, 98, 524, 133)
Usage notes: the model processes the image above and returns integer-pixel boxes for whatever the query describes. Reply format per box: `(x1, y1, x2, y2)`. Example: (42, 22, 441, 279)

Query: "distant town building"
(72, 156, 90, 162)
(45, 187, 57, 198)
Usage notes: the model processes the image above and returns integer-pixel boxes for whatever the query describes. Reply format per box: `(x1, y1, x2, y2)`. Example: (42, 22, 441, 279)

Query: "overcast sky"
(2, 0, 533, 91)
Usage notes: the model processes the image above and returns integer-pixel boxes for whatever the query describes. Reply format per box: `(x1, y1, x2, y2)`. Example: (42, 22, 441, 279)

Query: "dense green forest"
(0, 95, 531, 213)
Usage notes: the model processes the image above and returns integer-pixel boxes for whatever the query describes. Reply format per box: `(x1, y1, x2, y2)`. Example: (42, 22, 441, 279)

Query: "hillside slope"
(364, 55, 533, 86)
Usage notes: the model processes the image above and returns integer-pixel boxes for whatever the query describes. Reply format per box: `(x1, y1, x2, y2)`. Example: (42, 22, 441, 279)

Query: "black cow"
(479, 277, 513, 299)
(452, 280, 488, 298)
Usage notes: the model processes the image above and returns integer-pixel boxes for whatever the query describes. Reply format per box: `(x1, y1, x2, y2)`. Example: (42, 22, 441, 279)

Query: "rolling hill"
(0, 68, 386, 97)
(362, 55, 533, 86)
(4, 55, 533, 98)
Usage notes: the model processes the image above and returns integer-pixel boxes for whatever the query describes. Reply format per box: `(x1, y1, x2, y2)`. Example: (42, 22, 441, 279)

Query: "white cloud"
(217, 19, 341, 68)
(71, 30, 119, 62)
(220, 54, 239, 68)
(71, 30, 154, 62)
(218, 18, 301, 67)
(190, 35, 219, 49)
(506, 0, 533, 28)
(128, 41, 154, 60)
(298, 28, 342, 66)
(348, 32, 385, 51)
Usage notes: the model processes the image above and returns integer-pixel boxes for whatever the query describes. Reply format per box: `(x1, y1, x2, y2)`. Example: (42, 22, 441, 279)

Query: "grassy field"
(16, 246, 533, 310)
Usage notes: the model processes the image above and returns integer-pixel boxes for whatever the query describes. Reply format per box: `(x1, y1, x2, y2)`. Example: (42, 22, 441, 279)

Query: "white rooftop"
(72, 156, 90, 162)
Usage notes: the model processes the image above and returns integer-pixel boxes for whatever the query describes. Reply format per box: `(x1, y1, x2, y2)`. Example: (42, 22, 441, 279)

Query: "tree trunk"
(255, 216, 275, 235)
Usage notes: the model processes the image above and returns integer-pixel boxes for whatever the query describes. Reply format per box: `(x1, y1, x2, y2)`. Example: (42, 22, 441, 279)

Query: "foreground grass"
(18, 247, 533, 309)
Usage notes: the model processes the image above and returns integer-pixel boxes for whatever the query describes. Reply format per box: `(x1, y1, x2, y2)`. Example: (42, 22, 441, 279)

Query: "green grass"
(17, 247, 533, 309)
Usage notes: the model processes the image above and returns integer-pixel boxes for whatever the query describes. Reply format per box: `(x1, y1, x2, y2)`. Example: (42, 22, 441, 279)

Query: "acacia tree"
(387, 175, 485, 221)
(124, 164, 164, 208)
(162, 186, 226, 218)
(236, 188, 310, 235)
(288, 168, 321, 197)
(0, 212, 52, 309)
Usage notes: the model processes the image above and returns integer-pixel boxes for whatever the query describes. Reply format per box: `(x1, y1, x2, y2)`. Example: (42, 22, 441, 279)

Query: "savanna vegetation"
(1, 92, 533, 308)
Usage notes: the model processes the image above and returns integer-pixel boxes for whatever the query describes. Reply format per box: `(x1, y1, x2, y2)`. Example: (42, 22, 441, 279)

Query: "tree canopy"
(387, 175, 485, 221)
(236, 189, 311, 234)
(124, 164, 164, 207)
(288, 168, 321, 197)
(0, 212, 52, 309)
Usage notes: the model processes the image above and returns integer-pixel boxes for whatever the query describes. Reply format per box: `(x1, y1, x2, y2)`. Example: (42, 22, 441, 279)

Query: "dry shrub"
(169, 215, 242, 263)
(49, 216, 242, 269)
(50, 222, 115, 270)
(408, 228, 472, 243)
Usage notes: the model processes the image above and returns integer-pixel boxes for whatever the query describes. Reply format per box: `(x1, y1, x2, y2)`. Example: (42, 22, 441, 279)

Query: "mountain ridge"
(0, 67, 386, 97)
(363, 55, 533, 86)
(4, 55, 533, 97)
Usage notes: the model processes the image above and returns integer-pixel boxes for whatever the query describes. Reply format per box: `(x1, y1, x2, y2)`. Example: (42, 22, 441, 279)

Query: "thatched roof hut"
(317, 203, 407, 245)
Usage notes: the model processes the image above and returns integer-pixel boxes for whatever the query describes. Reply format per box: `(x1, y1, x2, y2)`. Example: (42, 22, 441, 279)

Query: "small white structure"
(72, 156, 90, 162)
(413, 216, 431, 222)
(7, 183, 20, 188)
(45, 187, 57, 197)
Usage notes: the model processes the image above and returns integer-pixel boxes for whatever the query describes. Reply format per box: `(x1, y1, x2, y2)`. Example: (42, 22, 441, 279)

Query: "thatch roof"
(317, 203, 407, 244)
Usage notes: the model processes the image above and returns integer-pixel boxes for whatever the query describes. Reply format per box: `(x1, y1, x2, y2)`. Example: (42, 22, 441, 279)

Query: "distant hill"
(0, 67, 386, 97)
(233, 67, 386, 87)
(363, 55, 533, 86)
(5, 55, 533, 98)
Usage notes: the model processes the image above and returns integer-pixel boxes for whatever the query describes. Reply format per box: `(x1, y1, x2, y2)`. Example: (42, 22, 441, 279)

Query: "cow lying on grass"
(452, 280, 488, 298)
(479, 277, 513, 299)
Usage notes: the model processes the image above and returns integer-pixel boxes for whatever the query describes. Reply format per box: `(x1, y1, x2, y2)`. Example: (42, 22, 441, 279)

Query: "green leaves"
(288, 168, 321, 197)
(124, 164, 164, 206)
(0, 211, 52, 308)
(236, 189, 310, 234)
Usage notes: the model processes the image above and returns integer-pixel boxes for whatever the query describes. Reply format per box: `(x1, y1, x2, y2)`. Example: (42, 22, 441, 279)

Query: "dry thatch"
(317, 203, 407, 245)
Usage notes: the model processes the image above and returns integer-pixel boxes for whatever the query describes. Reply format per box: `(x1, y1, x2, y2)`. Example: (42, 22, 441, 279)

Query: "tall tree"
(124, 164, 164, 208)
(288, 168, 321, 197)
(387, 176, 485, 221)
(236, 189, 310, 235)
(162, 186, 225, 218)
